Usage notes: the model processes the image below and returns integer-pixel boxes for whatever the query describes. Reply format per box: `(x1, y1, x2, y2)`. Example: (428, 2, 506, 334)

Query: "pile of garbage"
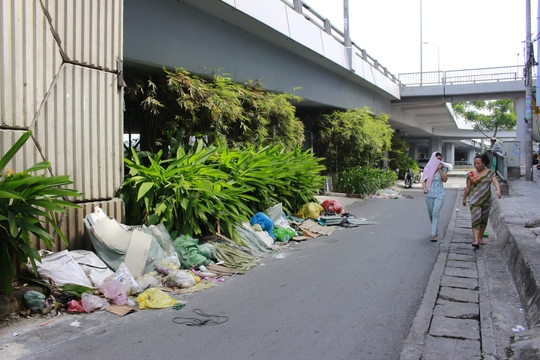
(21, 199, 368, 317)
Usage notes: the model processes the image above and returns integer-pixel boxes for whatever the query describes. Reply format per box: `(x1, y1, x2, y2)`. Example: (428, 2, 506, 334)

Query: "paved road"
(1, 184, 459, 360)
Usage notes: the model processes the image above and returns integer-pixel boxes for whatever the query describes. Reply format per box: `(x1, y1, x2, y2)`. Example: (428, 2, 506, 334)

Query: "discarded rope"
(172, 308, 228, 326)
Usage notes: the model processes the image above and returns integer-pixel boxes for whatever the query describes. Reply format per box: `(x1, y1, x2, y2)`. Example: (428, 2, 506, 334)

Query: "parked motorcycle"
(404, 169, 414, 188)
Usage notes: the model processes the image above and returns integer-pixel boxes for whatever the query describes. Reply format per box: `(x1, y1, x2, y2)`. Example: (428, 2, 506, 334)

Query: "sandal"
(472, 243, 479, 248)
(430, 235, 437, 242)
(479, 241, 487, 245)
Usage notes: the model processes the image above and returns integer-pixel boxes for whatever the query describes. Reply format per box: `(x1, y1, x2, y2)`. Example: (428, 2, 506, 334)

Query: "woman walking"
(462, 153, 502, 247)
(422, 151, 448, 241)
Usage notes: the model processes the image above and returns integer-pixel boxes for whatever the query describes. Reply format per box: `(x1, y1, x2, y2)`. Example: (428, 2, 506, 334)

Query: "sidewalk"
(401, 176, 540, 359)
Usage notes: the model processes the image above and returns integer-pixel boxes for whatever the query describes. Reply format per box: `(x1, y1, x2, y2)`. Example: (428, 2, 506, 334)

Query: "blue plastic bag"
(250, 212, 275, 239)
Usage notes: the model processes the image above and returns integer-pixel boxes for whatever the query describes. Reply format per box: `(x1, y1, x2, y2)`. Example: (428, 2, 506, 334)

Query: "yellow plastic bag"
(136, 288, 178, 309)
(296, 202, 324, 219)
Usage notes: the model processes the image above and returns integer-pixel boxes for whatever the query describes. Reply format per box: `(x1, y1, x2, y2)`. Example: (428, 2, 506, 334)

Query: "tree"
(313, 107, 394, 174)
(452, 99, 516, 138)
(124, 68, 305, 155)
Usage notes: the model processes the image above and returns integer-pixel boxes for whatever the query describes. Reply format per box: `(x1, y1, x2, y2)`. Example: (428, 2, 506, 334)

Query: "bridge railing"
(282, 0, 401, 85)
(399, 66, 525, 87)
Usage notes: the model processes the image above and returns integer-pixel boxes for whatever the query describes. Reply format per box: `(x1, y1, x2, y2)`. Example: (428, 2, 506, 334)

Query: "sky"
(304, 0, 538, 76)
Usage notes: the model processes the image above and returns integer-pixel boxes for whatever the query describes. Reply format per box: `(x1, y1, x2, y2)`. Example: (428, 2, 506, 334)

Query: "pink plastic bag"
(98, 279, 127, 305)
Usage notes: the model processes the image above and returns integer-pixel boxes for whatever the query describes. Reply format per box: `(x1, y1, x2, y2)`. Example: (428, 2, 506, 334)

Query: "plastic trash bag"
(104, 262, 143, 296)
(81, 293, 110, 313)
(165, 270, 197, 288)
(24, 290, 46, 311)
(321, 199, 343, 214)
(273, 227, 296, 242)
(98, 279, 127, 306)
(296, 202, 324, 219)
(173, 235, 209, 269)
(198, 243, 217, 260)
(250, 212, 275, 239)
(136, 288, 178, 309)
(265, 203, 291, 228)
(67, 299, 86, 313)
(155, 256, 181, 275)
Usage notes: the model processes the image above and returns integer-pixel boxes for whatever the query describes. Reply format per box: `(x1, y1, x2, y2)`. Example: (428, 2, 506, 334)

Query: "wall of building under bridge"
(123, 0, 395, 116)
(0, 0, 125, 251)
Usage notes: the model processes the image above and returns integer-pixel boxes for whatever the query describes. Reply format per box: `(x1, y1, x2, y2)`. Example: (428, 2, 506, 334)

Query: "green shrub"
(0, 131, 82, 295)
(121, 141, 326, 244)
(334, 166, 397, 198)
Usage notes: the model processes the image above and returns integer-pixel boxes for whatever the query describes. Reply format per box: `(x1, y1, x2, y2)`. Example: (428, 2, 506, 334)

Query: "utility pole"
(344, 0, 353, 70)
(420, 0, 423, 85)
(525, 0, 533, 181)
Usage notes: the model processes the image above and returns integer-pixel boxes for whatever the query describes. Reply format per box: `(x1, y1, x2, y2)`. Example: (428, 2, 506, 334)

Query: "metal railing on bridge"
(282, 0, 401, 86)
(399, 66, 525, 87)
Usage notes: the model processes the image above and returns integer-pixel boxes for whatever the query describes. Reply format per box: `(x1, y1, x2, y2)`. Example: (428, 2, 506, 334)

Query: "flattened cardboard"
(91, 218, 131, 250)
(123, 230, 152, 278)
(105, 304, 137, 317)
(299, 219, 335, 236)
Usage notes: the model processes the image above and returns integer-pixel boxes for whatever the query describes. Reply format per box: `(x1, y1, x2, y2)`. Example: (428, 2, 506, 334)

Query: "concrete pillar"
(444, 142, 455, 165)
(467, 148, 476, 164)
(429, 137, 443, 155)
(514, 97, 526, 173)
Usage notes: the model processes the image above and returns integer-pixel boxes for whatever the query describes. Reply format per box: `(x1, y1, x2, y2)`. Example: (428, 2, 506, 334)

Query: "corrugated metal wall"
(0, 0, 125, 251)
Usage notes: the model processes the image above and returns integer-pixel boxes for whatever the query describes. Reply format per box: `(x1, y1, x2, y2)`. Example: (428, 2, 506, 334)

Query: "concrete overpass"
(124, 0, 527, 167)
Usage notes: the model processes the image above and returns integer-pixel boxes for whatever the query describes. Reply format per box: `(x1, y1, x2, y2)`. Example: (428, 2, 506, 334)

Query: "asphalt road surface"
(2, 182, 459, 360)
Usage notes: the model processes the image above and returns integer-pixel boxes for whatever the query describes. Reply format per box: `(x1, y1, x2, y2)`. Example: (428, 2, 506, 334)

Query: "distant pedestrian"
(421, 151, 448, 241)
(462, 153, 502, 248)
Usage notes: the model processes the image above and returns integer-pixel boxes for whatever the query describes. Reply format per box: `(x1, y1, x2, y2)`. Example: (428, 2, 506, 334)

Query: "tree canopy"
(124, 68, 305, 155)
(313, 107, 394, 174)
(452, 99, 516, 138)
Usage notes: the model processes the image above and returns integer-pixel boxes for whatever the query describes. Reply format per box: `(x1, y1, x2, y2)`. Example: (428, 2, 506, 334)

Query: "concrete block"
(434, 299, 479, 319)
(440, 275, 478, 290)
(429, 316, 480, 340)
(439, 287, 479, 303)
(445, 266, 478, 279)
(509, 326, 540, 359)
(423, 335, 481, 360)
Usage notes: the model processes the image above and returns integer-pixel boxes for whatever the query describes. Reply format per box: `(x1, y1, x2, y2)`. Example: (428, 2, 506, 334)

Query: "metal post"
(420, 0, 423, 85)
(525, 0, 533, 180)
(344, 0, 353, 70)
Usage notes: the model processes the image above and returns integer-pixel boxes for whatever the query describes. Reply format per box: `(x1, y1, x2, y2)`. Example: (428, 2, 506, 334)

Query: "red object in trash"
(321, 199, 343, 214)
(67, 299, 86, 313)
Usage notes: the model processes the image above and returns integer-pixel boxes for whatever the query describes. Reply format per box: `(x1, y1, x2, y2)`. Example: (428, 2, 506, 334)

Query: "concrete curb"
(477, 250, 497, 359)
(490, 189, 540, 328)
(398, 186, 458, 359)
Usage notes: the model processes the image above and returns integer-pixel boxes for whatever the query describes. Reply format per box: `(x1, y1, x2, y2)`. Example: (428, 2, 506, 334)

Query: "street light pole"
(420, 0, 423, 84)
(423, 41, 440, 72)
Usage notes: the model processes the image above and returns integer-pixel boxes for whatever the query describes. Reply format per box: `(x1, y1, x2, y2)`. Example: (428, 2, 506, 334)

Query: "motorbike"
(414, 168, 423, 184)
(404, 169, 414, 188)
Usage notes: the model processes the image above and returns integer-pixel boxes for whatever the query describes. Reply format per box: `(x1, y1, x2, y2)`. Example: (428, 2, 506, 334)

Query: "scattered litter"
(105, 304, 137, 317)
(512, 325, 526, 332)
(70, 321, 81, 327)
(273, 252, 288, 259)
(12, 332, 19, 337)
(172, 308, 228, 326)
(40, 319, 56, 327)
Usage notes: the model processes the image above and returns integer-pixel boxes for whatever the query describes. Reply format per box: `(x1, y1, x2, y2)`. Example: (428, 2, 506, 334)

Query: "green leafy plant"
(334, 166, 397, 198)
(121, 141, 326, 243)
(124, 68, 305, 154)
(313, 107, 394, 175)
(0, 131, 83, 295)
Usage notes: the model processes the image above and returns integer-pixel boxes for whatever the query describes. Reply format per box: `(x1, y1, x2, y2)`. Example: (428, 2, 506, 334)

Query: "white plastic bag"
(166, 270, 196, 288)
(81, 293, 110, 312)
(104, 262, 143, 295)
(29, 250, 93, 288)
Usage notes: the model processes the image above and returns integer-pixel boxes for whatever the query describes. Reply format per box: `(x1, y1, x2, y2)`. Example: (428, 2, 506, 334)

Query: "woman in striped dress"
(462, 153, 502, 248)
